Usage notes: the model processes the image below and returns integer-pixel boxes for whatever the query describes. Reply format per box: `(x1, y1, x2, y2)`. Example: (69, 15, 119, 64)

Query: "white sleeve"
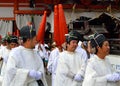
(77, 52, 88, 77)
(82, 62, 107, 86)
(54, 56, 69, 86)
(47, 53, 53, 73)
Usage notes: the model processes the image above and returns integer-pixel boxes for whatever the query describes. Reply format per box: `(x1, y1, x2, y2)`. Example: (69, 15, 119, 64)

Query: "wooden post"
(14, 0, 19, 18)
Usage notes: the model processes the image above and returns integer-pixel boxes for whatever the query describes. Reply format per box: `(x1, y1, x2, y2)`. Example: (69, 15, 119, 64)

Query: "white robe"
(0, 45, 6, 68)
(0, 47, 10, 86)
(75, 45, 88, 59)
(34, 44, 45, 60)
(51, 54, 61, 86)
(1, 47, 11, 76)
(2, 46, 48, 86)
(47, 47, 59, 73)
(54, 51, 87, 86)
(47, 47, 59, 86)
(82, 55, 120, 86)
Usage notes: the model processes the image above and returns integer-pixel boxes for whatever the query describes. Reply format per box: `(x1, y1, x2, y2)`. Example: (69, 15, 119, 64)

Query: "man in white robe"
(82, 33, 120, 86)
(82, 55, 120, 86)
(0, 35, 18, 85)
(1, 35, 18, 76)
(2, 25, 48, 86)
(47, 47, 59, 73)
(54, 30, 88, 86)
(47, 46, 62, 86)
(0, 37, 7, 68)
(75, 41, 88, 59)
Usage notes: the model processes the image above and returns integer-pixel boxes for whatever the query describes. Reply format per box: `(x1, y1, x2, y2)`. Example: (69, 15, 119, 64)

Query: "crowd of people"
(0, 25, 120, 86)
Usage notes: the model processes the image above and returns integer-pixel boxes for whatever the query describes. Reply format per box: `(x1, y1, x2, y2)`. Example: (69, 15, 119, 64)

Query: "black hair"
(90, 33, 106, 48)
(94, 42, 104, 54)
(4, 35, 18, 44)
(20, 25, 36, 43)
(66, 30, 82, 44)
(90, 33, 107, 54)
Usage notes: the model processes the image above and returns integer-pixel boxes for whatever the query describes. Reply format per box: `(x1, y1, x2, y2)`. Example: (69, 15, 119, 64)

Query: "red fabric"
(37, 11, 47, 44)
(16, 29, 20, 37)
(53, 5, 60, 46)
(58, 4, 68, 46)
(13, 32, 15, 36)
(0, 35, 2, 40)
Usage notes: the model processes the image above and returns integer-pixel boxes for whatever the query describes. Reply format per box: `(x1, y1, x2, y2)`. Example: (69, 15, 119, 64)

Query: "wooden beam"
(62, 4, 120, 10)
(14, 10, 51, 15)
(0, 17, 15, 20)
(0, 0, 44, 3)
(44, 0, 52, 4)
(14, 0, 19, 11)
(0, 0, 14, 3)
(52, 0, 60, 4)
(14, 10, 44, 14)
(0, 3, 14, 7)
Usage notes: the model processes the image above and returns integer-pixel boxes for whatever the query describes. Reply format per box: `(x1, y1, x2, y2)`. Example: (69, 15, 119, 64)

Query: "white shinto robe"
(54, 51, 87, 86)
(47, 47, 59, 86)
(0, 47, 10, 85)
(82, 55, 120, 86)
(2, 46, 48, 86)
(1, 47, 11, 76)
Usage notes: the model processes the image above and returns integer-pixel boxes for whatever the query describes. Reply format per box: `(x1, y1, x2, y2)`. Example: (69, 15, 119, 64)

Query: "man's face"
(9, 42, 18, 49)
(98, 41, 110, 56)
(67, 40, 78, 52)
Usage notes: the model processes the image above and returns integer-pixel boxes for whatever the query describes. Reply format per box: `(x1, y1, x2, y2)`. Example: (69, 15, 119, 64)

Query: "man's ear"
(26, 38, 30, 42)
(97, 46, 100, 49)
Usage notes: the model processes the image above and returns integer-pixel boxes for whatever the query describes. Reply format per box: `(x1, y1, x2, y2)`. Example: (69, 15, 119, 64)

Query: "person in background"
(44, 44, 50, 75)
(87, 41, 95, 57)
(75, 41, 88, 60)
(34, 42, 46, 65)
(82, 33, 120, 86)
(81, 41, 95, 59)
(50, 42, 57, 51)
(81, 41, 90, 59)
(0, 36, 7, 69)
(2, 25, 48, 86)
(0, 35, 18, 86)
(47, 41, 57, 73)
(0, 35, 18, 76)
(0, 36, 6, 49)
(18, 37, 23, 46)
(54, 30, 88, 86)
(47, 41, 63, 86)
(0, 35, 4, 48)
